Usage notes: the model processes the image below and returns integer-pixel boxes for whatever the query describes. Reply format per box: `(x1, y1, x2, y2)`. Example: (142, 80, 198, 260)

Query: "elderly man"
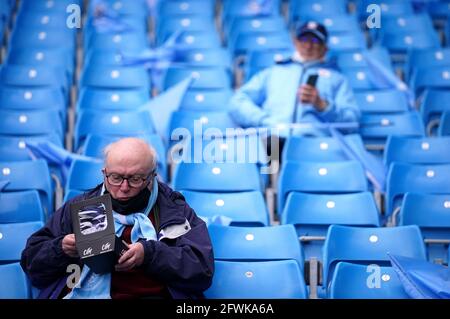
(229, 21, 360, 133)
(21, 137, 214, 299)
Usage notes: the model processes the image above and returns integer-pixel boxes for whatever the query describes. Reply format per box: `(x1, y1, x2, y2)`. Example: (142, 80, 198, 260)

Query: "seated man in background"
(21, 137, 214, 299)
(229, 21, 360, 155)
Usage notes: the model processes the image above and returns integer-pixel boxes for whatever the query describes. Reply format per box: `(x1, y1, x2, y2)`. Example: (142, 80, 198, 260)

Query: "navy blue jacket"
(20, 182, 214, 299)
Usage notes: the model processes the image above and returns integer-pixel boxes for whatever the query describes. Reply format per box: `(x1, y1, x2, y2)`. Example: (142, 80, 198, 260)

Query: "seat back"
(0, 263, 31, 299)
(0, 221, 44, 262)
(0, 190, 44, 223)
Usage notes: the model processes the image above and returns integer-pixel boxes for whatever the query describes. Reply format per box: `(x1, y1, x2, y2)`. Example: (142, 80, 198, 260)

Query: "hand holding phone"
(306, 74, 319, 87)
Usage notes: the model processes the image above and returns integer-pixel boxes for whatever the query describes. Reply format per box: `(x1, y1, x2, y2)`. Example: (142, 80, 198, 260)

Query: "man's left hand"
(115, 242, 145, 272)
(298, 84, 328, 111)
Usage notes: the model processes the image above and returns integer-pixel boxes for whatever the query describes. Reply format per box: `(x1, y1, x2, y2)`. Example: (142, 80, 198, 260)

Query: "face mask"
(107, 186, 151, 215)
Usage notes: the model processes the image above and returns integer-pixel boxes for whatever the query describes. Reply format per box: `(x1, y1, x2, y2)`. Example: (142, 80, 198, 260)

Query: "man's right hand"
(62, 234, 79, 258)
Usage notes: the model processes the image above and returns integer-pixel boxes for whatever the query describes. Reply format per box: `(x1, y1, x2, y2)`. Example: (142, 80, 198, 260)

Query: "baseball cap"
(295, 21, 328, 44)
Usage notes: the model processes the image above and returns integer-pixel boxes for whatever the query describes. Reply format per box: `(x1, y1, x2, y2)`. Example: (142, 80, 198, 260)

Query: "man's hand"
(62, 234, 79, 258)
(298, 84, 328, 111)
(115, 242, 145, 272)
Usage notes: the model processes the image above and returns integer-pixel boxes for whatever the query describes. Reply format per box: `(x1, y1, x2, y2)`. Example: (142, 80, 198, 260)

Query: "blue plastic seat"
(290, 1, 347, 23)
(385, 163, 450, 218)
(356, 0, 414, 21)
(181, 190, 269, 226)
(82, 134, 167, 181)
(354, 89, 409, 114)
(0, 64, 68, 97)
(173, 162, 263, 193)
(420, 89, 450, 135)
(77, 87, 150, 112)
(405, 48, 450, 82)
(384, 136, 450, 167)
(400, 193, 450, 264)
(336, 47, 393, 72)
(19, 0, 83, 13)
(0, 221, 44, 262)
(360, 112, 425, 147)
(278, 161, 368, 214)
(174, 31, 222, 51)
(204, 260, 307, 299)
(322, 225, 426, 290)
(86, 0, 147, 17)
(74, 110, 155, 150)
(65, 159, 103, 195)
(84, 31, 148, 53)
(0, 86, 66, 121)
(14, 10, 74, 29)
(175, 48, 233, 70)
(227, 16, 287, 47)
(158, 0, 214, 18)
(377, 14, 435, 40)
(410, 66, 450, 99)
(329, 262, 409, 299)
(0, 109, 64, 142)
(163, 66, 232, 91)
(281, 192, 380, 260)
(302, 14, 360, 35)
(0, 135, 63, 161)
(0, 263, 31, 299)
(230, 31, 293, 57)
(0, 160, 53, 215)
(327, 33, 367, 55)
(380, 30, 440, 57)
(282, 134, 365, 163)
(63, 189, 83, 202)
(156, 16, 216, 45)
(168, 110, 238, 143)
(209, 224, 304, 268)
(80, 65, 150, 90)
(179, 89, 232, 111)
(0, 190, 45, 223)
(8, 28, 76, 54)
(439, 111, 450, 136)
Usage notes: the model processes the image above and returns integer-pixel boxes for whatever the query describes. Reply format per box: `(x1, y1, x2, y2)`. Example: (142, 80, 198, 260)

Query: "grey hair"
(103, 137, 158, 173)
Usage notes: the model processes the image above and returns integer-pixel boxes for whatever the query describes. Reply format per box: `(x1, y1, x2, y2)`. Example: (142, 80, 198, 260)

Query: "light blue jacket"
(229, 58, 360, 132)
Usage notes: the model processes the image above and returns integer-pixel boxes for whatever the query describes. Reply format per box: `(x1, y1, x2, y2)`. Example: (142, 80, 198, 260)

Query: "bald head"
(103, 137, 157, 174)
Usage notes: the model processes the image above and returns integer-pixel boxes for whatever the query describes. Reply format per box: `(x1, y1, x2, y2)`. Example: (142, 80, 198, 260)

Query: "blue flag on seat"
(120, 30, 182, 91)
(26, 141, 99, 185)
(389, 254, 450, 299)
(362, 51, 415, 108)
(91, 0, 134, 33)
(139, 76, 193, 144)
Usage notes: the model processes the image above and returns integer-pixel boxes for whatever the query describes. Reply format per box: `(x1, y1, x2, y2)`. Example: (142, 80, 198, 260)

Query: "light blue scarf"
(64, 177, 158, 299)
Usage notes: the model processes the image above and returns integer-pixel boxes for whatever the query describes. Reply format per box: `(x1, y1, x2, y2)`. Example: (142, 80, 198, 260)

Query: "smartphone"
(114, 236, 129, 260)
(306, 74, 319, 87)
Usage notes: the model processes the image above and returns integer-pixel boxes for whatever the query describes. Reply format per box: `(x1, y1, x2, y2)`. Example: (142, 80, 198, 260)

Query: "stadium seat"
(0, 263, 31, 299)
(230, 32, 293, 57)
(172, 162, 263, 193)
(0, 221, 44, 262)
(354, 89, 409, 114)
(281, 192, 380, 260)
(360, 112, 425, 147)
(420, 89, 450, 135)
(208, 224, 304, 267)
(77, 87, 150, 112)
(329, 262, 409, 299)
(179, 89, 232, 111)
(204, 260, 307, 299)
(385, 163, 450, 218)
(74, 110, 155, 150)
(158, 0, 214, 18)
(245, 48, 292, 80)
(86, 0, 147, 17)
(19, 0, 83, 13)
(336, 48, 393, 72)
(410, 66, 450, 99)
(327, 33, 367, 55)
(181, 190, 269, 226)
(384, 136, 450, 167)
(84, 31, 148, 53)
(8, 28, 76, 54)
(80, 65, 150, 90)
(439, 111, 450, 136)
(65, 159, 103, 195)
(356, 0, 414, 21)
(290, 1, 347, 23)
(0, 190, 45, 223)
(278, 161, 368, 214)
(400, 193, 450, 264)
(0, 160, 53, 215)
(156, 16, 216, 45)
(174, 31, 222, 51)
(405, 48, 450, 82)
(0, 135, 63, 162)
(282, 134, 364, 163)
(0, 109, 63, 143)
(322, 225, 426, 290)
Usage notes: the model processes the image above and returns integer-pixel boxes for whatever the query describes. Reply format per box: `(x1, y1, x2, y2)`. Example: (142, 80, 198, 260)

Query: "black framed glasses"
(297, 36, 322, 45)
(104, 169, 156, 188)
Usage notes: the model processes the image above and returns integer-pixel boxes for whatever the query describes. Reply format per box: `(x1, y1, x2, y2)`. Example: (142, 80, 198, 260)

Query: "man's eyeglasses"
(297, 36, 322, 45)
(104, 169, 155, 188)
